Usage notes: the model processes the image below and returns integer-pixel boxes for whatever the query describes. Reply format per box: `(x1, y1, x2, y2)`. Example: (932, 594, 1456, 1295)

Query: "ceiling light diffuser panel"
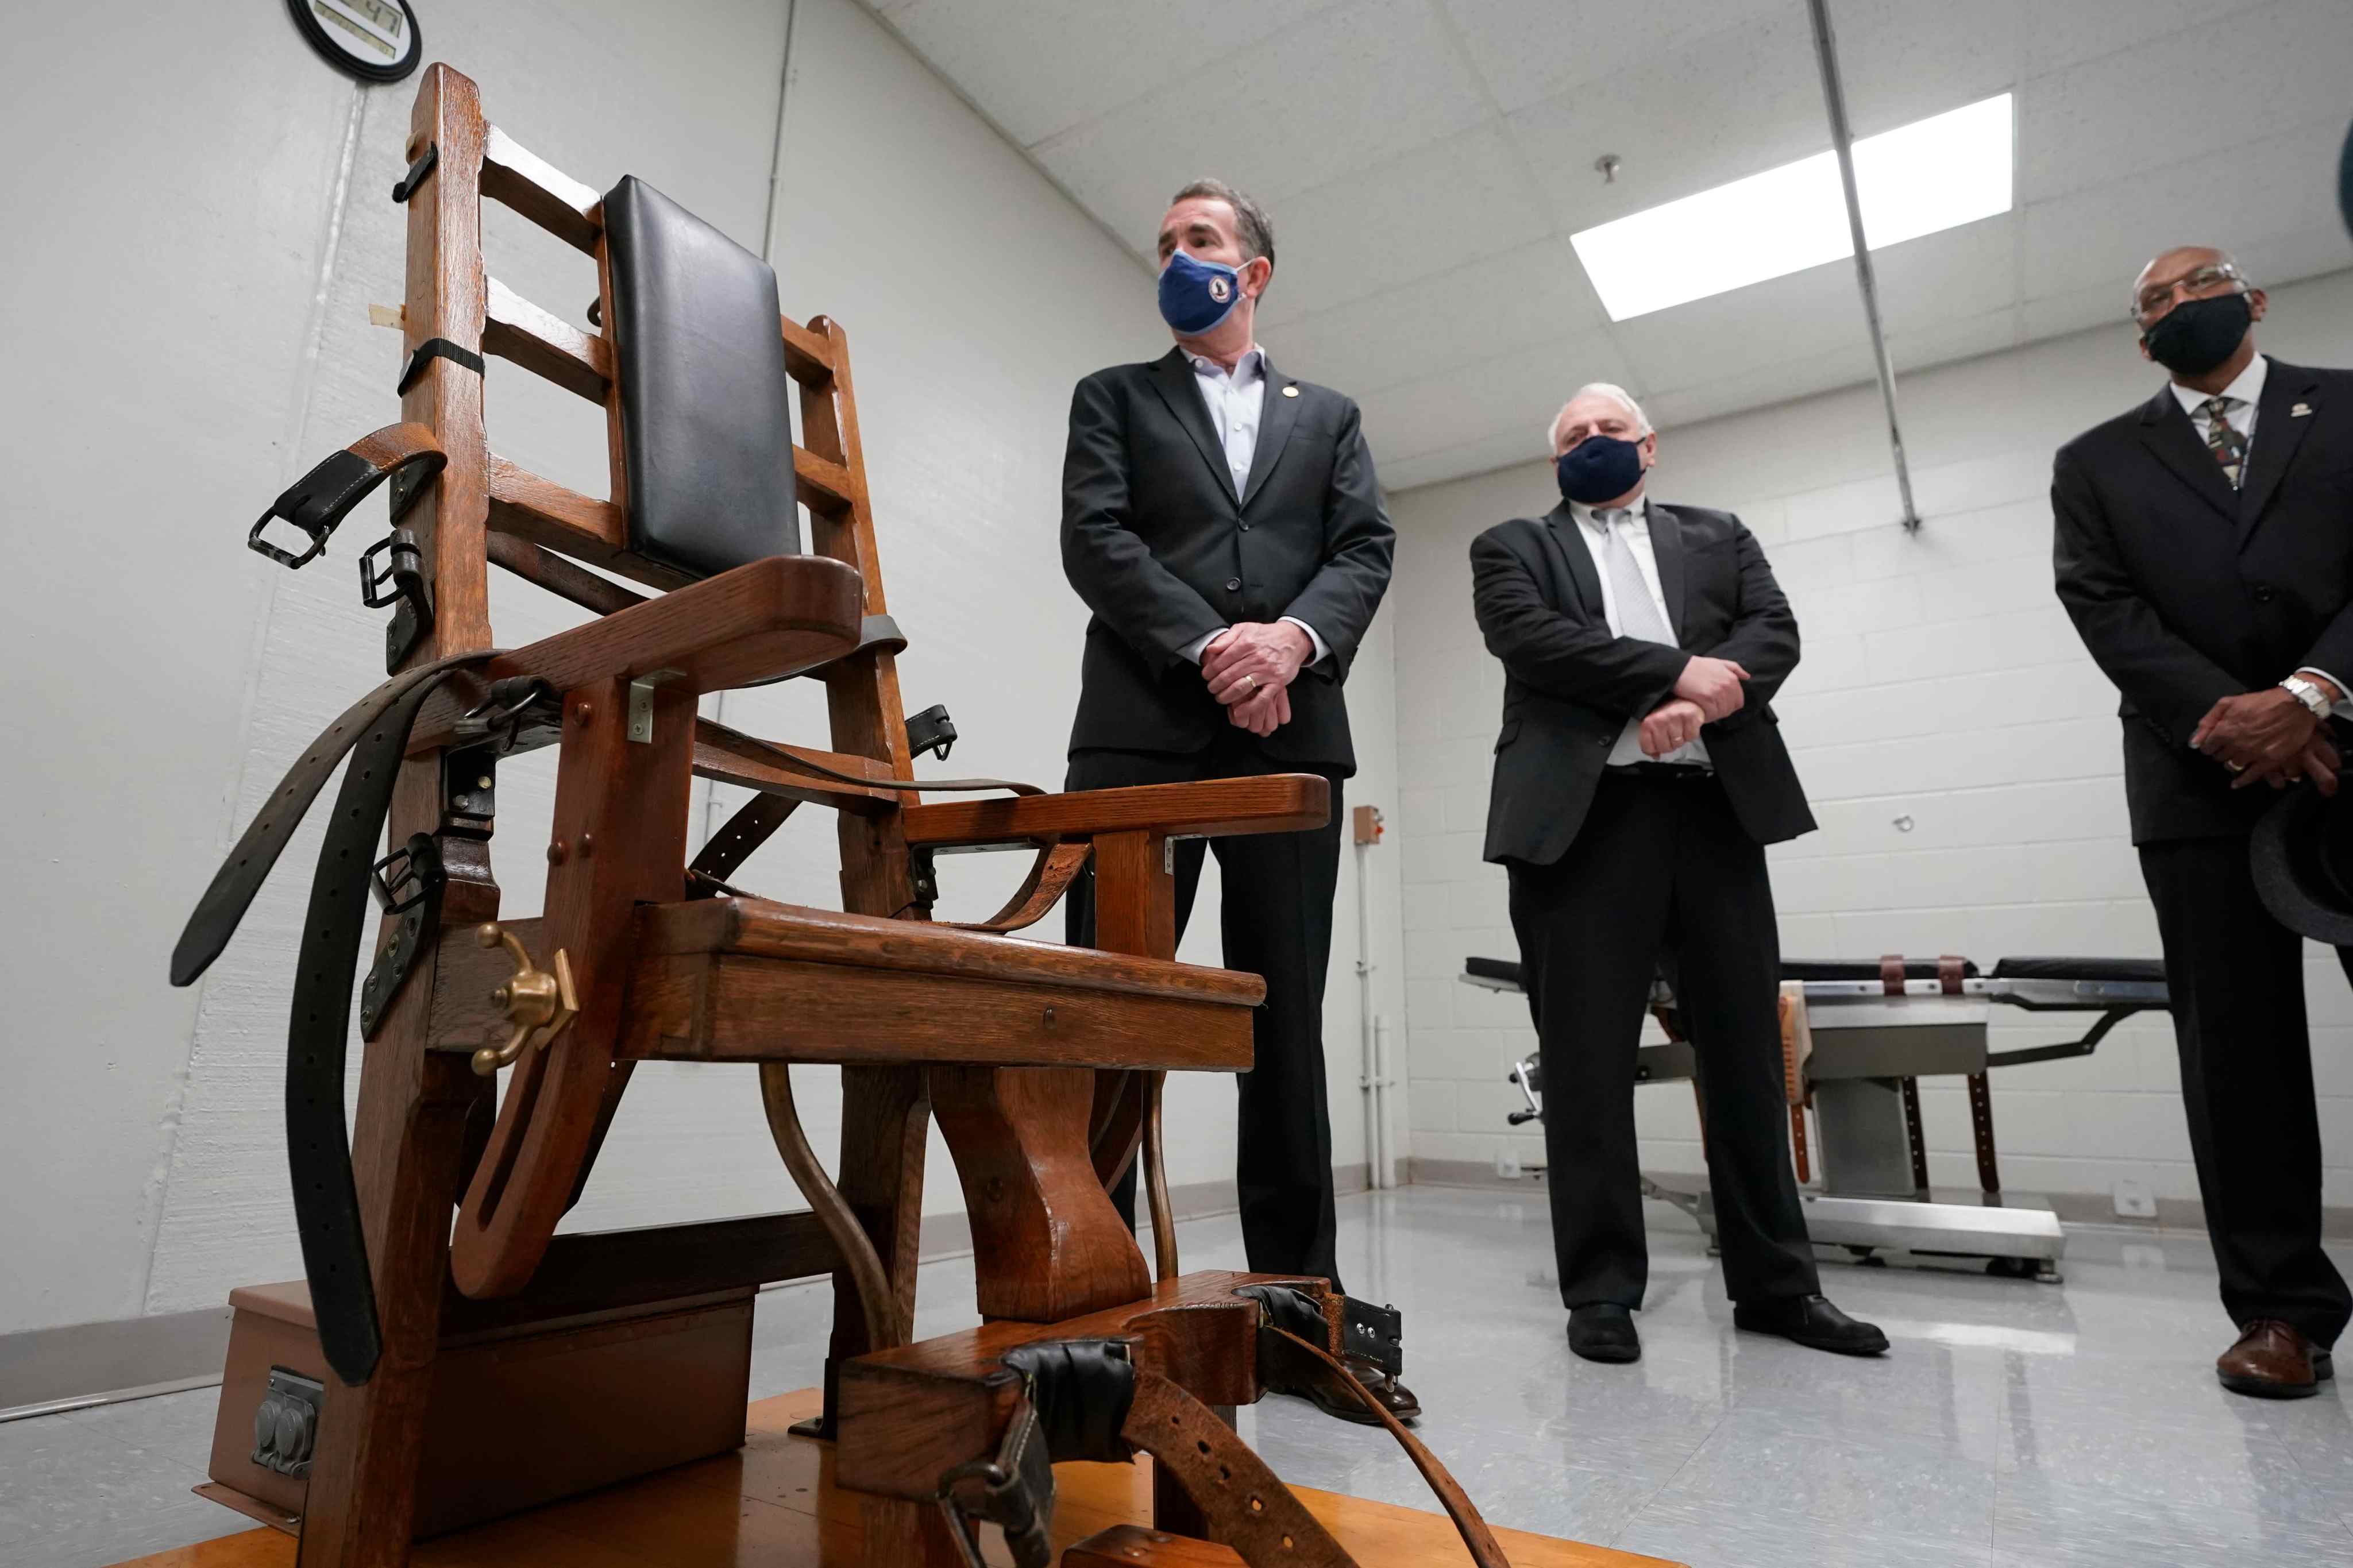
(1570, 94, 2015, 322)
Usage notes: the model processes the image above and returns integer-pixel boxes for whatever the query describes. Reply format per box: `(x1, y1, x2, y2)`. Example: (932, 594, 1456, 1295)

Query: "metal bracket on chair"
(1163, 833, 1203, 875)
(626, 669, 685, 744)
(1340, 1296, 1405, 1381)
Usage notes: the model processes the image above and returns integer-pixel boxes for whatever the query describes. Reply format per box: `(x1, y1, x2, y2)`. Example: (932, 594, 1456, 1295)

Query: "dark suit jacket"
(1060, 347, 1394, 773)
(1471, 501, 1816, 866)
(2053, 359, 2353, 844)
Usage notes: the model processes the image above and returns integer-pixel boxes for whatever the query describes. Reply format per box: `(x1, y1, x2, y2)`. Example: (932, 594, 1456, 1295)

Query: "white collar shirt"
(1172, 345, 1329, 669)
(1561, 495, 1708, 768)
(2171, 351, 2268, 447)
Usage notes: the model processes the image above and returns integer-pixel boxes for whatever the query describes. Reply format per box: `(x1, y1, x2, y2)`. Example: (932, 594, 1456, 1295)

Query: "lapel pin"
(1281, 384, 1299, 397)
(2292, 402, 2313, 417)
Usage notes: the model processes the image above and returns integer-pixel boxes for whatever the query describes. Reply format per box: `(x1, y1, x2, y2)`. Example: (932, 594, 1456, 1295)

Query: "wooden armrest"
(900, 775, 1329, 848)
(411, 555, 864, 751)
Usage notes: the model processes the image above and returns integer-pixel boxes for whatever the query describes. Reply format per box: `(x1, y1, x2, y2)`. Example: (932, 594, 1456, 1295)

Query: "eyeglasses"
(2131, 262, 2249, 324)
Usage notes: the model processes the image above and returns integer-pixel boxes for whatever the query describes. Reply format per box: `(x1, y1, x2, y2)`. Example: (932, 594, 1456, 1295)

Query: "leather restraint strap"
(1121, 1370, 1358, 1568)
(171, 654, 497, 1388)
(1250, 1323, 1511, 1568)
(719, 725, 1043, 797)
(247, 423, 445, 569)
(172, 651, 496, 987)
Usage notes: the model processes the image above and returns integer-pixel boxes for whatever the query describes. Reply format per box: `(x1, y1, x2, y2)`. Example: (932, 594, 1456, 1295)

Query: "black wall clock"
(287, 0, 422, 83)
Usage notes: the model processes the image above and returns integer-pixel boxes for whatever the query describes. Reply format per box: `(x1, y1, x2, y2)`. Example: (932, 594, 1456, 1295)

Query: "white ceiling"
(867, 0, 2353, 491)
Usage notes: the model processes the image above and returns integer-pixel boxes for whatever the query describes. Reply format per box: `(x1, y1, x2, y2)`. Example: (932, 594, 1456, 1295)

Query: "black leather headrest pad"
(603, 176, 799, 578)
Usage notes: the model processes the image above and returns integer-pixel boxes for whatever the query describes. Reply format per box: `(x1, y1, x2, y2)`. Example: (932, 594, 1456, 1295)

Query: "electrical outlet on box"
(2112, 1179, 2157, 1219)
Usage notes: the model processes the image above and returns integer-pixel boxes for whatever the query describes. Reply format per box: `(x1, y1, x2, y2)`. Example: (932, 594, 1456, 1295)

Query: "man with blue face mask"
(1059, 180, 1401, 1418)
(1471, 385, 1884, 1366)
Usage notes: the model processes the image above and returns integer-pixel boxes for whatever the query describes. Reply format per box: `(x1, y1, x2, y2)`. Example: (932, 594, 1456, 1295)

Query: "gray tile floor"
(9, 1185, 2352, 1566)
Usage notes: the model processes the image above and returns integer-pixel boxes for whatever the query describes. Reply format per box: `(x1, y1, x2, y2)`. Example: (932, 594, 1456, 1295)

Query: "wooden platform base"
(125, 1387, 1681, 1568)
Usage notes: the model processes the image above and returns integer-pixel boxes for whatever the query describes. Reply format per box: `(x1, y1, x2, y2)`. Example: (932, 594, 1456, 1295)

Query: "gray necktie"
(1595, 509, 1673, 643)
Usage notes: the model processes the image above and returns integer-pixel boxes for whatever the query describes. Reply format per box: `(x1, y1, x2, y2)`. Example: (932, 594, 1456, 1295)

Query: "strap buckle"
(906, 703, 958, 762)
(361, 833, 445, 1040)
(359, 527, 437, 672)
(453, 678, 562, 754)
(248, 448, 381, 569)
(937, 1401, 1055, 1568)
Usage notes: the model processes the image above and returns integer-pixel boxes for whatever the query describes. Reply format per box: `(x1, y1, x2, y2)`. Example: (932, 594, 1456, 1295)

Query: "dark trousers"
(1507, 770, 1818, 1310)
(1064, 733, 1346, 1291)
(2140, 835, 2353, 1346)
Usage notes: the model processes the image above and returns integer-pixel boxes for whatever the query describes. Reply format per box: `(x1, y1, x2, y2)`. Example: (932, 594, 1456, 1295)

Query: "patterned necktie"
(1594, 509, 1674, 644)
(2202, 395, 2247, 489)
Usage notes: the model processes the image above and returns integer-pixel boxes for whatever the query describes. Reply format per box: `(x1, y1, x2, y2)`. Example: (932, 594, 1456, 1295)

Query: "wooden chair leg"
(297, 760, 497, 1566)
(295, 1046, 487, 1565)
(801, 1064, 928, 1439)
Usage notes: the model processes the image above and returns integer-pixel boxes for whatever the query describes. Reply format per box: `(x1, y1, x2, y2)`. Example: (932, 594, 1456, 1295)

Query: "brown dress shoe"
(1286, 1360, 1422, 1426)
(2217, 1319, 2336, 1399)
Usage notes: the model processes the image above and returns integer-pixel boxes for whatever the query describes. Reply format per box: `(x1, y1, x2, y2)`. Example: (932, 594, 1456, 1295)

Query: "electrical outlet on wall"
(1495, 1148, 1521, 1180)
(2112, 1179, 2157, 1219)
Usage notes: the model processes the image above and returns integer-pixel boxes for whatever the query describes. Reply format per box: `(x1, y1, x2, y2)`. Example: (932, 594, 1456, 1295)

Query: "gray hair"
(1170, 177, 1276, 271)
(1546, 383, 1652, 450)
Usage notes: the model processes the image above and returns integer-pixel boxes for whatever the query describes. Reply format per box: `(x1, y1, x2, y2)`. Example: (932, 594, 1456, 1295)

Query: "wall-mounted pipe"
(1806, 0, 1923, 532)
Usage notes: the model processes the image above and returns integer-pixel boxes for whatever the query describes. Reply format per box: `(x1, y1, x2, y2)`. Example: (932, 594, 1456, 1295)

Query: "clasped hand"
(1632, 655, 1750, 758)
(1203, 621, 1313, 739)
(2191, 688, 2340, 795)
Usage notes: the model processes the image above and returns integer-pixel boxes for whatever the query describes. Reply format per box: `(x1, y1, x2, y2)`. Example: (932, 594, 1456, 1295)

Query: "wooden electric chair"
(172, 63, 1511, 1568)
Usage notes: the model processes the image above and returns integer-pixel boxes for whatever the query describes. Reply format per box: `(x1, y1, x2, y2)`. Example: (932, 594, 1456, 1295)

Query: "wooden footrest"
(838, 1270, 1320, 1502)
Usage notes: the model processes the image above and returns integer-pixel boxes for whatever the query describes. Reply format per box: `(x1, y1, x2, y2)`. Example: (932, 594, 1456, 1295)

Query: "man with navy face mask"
(1472, 385, 1885, 1365)
(1059, 180, 1401, 1417)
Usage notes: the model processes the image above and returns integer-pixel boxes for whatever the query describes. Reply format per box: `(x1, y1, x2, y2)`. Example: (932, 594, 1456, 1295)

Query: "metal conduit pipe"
(1807, 0, 1924, 532)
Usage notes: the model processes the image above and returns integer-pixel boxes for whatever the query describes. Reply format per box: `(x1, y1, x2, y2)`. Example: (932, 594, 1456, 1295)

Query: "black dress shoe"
(1733, 1294, 1889, 1355)
(1568, 1303, 1641, 1364)
(1277, 1360, 1422, 1426)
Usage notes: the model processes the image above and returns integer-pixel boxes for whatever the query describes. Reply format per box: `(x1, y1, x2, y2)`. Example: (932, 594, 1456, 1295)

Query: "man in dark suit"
(1059, 178, 1399, 1413)
(2054, 245, 2353, 1399)
(1471, 384, 1885, 1365)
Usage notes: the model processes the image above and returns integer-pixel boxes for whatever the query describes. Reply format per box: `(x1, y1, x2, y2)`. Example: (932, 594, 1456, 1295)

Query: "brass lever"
(472, 922, 579, 1076)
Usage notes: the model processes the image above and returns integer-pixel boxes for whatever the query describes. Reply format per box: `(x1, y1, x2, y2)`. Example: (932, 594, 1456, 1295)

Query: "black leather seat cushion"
(602, 176, 799, 578)
(1989, 956, 2167, 983)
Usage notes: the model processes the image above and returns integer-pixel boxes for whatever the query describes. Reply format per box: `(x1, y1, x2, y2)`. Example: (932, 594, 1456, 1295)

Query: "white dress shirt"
(1174, 346, 1328, 669)
(2168, 354, 2350, 715)
(1563, 496, 1708, 768)
(2171, 351, 2267, 450)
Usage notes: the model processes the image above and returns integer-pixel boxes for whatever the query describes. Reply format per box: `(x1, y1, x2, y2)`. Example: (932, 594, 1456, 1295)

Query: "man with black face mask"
(2055, 246, 2353, 1399)
(1471, 384, 1885, 1365)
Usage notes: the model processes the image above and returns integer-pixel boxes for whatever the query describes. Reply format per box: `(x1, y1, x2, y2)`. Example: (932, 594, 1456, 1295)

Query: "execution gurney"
(1462, 953, 2170, 1279)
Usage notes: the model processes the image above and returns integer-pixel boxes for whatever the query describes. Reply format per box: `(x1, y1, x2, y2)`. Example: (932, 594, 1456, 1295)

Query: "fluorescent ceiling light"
(1569, 94, 2014, 322)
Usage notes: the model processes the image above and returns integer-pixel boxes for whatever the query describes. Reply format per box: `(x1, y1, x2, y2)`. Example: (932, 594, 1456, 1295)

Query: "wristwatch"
(2281, 675, 2332, 717)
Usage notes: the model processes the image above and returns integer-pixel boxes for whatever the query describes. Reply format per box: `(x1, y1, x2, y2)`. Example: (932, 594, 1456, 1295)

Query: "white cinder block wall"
(1387, 265, 2353, 1214)
(0, 0, 1404, 1338)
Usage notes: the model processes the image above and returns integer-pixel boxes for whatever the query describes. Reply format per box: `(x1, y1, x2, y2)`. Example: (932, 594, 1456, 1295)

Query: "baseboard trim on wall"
(1406, 1157, 2353, 1242)
(0, 1306, 234, 1423)
(0, 1166, 1374, 1422)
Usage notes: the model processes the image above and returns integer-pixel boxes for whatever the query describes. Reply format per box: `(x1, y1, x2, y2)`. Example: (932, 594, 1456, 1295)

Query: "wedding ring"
(1241, 674, 1259, 693)
(2227, 760, 2247, 773)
